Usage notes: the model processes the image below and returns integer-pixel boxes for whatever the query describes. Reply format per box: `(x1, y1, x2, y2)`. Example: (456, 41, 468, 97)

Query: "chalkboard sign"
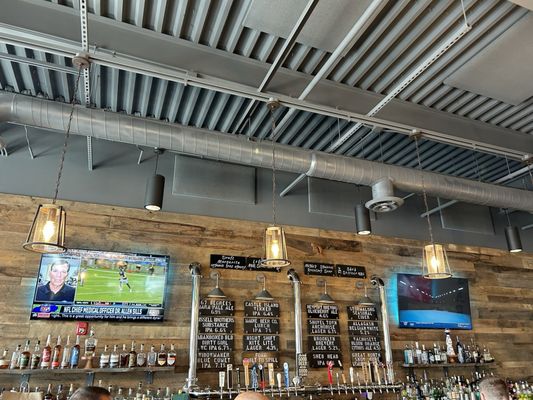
(242, 352, 279, 367)
(244, 318, 280, 334)
(351, 352, 380, 366)
(199, 299, 235, 316)
(308, 352, 342, 368)
(197, 351, 232, 369)
(244, 301, 280, 317)
(349, 336, 382, 352)
(306, 304, 339, 319)
(210, 254, 281, 272)
(304, 262, 335, 276)
(336, 264, 366, 278)
(199, 316, 235, 334)
(347, 320, 380, 336)
(308, 336, 342, 352)
(243, 335, 279, 352)
(307, 319, 340, 335)
(347, 305, 378, 320)
(297, 354, 308, 378)
(198, 334, 234, 352)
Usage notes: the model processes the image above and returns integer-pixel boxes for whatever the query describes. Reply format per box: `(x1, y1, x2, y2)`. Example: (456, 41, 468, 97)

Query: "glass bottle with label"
(0, 348, 10, 369)
(60, 336, 71, 369)
(420, 344, 429, 365)
(70, 336, 81, 368)
(9, 344, 21, 369)
(110, 345, 119, 368)
(456, 337, 465, 364)
(85, 330, 97, 357)
(433, 343, 441, 363)
(19, 340, 31, 369)
(166, 344, 176, 367)
(128, 342, 137, 368)
(404, 344, 413, 365)
(157, 344, 167, 367)
(100, 345, 110, 368)
(30, 341, 41, 369)
(147, 345, 157, 367)
(119, 344, 129, 368)
(50, 336, 62, 369)
(41, 335, 52, 369)
(445, 329, 457, 363)
(136, 344, 146, 367)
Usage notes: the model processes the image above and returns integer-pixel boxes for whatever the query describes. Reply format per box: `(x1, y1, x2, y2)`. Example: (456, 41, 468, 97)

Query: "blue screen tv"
(397, 273, 472, 329)
(31, 249, 169, 321)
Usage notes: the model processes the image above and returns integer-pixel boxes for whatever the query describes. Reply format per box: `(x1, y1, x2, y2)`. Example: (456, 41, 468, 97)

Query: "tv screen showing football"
(31, 249, 169, 321)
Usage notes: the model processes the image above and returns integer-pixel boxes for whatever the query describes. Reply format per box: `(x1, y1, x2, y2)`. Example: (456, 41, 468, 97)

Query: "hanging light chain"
(414, 136, 435, 246)
(52, 68, 83, 204)
(268, 101, 279, 226)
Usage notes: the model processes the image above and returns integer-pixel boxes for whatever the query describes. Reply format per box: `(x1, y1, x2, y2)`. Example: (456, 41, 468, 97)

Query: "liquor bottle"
(456, 337, 465, 364)
(136, 344, 146, 367)
(433, 343, 441, 363)
(167, 344, 176, 367)
(70, 336, 81, 368)
(119, 344, 129, 368)
(41, 335, 52, 369)
(147, 345, 157, 367)
(163, 387, 171, 400)
(114, 387, 124, 400)
(67, 384, 75, 399)
(110, 345, 119, 368)
(19, 340, 31, 369)
(420, 344, 429, 365)
(50, 336, 62, 369)
(445, 329, 457, 363)
(30, 341, 41, 369)
(472, 341, 480, 364)
(56, 384, 66, 400)
(414, 342, 422, 365)
(85, 329, 97, 357)
(127, 342, 137, 368)
(157, 344, 167, 366)
(0, 348, 9, 369)
(9, 344, 21, 369)
(482, 346, 493, 363)
(404, 344, 413, 365)
(99, 345, 110, 368)
(44, 384, 55, 400)
(60, 336, 71, 369)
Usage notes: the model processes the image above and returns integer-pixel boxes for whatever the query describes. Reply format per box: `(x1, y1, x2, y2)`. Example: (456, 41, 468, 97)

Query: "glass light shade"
(260, 226, 291, 268)
(23, 204, 66, 253)
(422, 243, 452, 279)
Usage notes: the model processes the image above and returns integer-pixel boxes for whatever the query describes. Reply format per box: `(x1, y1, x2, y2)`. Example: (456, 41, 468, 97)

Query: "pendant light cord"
(414, 136, 435, 246)
(269, 104, 278, 226)
(52, 68, 83, 205)
(154, 149, 160, 174)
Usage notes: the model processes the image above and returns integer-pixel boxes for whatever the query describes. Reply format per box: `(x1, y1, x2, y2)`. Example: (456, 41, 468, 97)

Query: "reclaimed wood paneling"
(0, 193, 531, 391)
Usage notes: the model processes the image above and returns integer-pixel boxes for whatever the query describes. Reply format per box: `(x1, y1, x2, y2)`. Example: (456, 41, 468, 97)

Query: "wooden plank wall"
(0, 193, 531, 391)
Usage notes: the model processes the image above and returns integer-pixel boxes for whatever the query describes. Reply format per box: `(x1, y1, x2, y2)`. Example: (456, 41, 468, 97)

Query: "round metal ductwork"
(365, 178, 404, 212)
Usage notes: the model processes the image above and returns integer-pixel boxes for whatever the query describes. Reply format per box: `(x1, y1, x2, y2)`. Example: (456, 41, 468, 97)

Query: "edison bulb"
(42, 220, 57, 241)
(430, 255, 439, 270)
(270, 240, 280, 258)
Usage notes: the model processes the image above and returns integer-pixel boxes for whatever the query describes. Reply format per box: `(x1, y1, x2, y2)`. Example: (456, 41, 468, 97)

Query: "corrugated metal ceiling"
(0, 0, 531, 189)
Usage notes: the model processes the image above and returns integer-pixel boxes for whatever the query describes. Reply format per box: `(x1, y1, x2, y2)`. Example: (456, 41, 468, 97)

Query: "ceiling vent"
(365, 178, 404, 213)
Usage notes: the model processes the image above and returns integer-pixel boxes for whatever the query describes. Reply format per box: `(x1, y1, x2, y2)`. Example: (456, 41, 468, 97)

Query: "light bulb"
(270, 240, 280, 258)
(430, 255, 439, 270)
(42, 220, 57, 241)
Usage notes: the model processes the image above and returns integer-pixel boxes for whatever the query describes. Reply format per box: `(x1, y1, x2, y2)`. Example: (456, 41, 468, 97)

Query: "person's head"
(235, 392, 269, 400)
(69, 387, 112, 400)
(479, 376, 508, 400)
(48, 260, 70, 287)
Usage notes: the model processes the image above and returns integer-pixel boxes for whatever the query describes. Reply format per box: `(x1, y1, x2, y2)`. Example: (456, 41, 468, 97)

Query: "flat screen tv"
(397, 273, 472, 329)
(31, 249, 169, 321)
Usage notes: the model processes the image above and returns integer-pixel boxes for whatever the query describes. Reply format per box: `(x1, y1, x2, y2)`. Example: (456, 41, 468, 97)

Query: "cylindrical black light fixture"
(505, 225, 523, 253)
(355, 204, 372, 235)
(144, 174, 165, 211)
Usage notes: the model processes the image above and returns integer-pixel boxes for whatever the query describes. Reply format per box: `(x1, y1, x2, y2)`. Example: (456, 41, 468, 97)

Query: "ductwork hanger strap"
(78, 0, 93, 171)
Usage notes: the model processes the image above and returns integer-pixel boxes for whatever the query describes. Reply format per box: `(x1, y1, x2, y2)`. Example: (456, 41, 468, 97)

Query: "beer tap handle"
(336, 372, 340, 394)
(235, 367, 241, 392)
(251, 365, 258, 391)
(243, 359, 250, 391)
(227, 364, 233, 390)
(277, 372, 282, 397)
(342, 373, 347, 394)
(268, 363, 275, 387)
(349, 366, 355, 394)
(219, 371, 225, 400)
(283, 362, 290, 391)
(258, 364, 265, 392)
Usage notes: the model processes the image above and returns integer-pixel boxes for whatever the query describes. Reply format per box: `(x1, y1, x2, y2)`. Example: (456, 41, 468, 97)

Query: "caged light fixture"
(260, 99, 291, 268)
(23, 63, 86, 254)
(412, 132, 452, 279)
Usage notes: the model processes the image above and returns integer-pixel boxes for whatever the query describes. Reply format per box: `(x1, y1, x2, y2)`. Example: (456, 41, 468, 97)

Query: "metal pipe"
(287, 269, 303, 363)
(2, 92, 533, 213)
(420, 199, 458, 218)
(370, 275, 394, 383)
(185, 262, 202, 391)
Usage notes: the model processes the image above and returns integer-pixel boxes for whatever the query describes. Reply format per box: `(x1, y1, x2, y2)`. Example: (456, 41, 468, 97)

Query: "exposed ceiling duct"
(2, 92, 533, 213)
(365, 178, 404, 213)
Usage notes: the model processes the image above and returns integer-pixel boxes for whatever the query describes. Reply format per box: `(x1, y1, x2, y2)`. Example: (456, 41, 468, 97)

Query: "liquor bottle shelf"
(401, 362, 495, 368)
(0, 366, 176, 385)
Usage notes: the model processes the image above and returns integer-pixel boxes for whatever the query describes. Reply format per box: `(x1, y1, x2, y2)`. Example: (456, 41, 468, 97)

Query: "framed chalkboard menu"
(347, 304, 381, 367)
(242, 301, 280, 365)
(306, 304, 342, 368)
(198, 299, 236, 369)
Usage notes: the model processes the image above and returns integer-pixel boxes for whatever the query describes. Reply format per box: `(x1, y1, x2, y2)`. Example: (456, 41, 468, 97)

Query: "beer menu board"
(198, 299, 235, 369)
(306, 304, 342, 368)
(243, 301, 280, 364)
(347, 305, 382, 366)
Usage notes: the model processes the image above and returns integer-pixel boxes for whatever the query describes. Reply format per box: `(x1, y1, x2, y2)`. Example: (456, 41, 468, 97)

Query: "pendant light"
(207, 271, 227, 299)
(504, 210, 522, 253)
(317, 280, 335, 304)
(260, 99, 291, 268)
(255, 274, 274, 301)
(412, 133, 452, 279)
(23, 67, 85, 254)
(355, 203, 371, 235)
(358, 284, 374, 306)
(144, 148, 165, 211)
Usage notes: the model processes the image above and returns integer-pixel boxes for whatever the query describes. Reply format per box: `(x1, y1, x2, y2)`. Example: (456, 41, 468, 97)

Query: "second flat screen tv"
(397, 273, 472, 329)
(30, 249, 169, 321)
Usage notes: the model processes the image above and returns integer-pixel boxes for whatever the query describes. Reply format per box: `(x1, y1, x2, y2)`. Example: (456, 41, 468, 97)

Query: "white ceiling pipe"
(2, 92, 533, 213)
